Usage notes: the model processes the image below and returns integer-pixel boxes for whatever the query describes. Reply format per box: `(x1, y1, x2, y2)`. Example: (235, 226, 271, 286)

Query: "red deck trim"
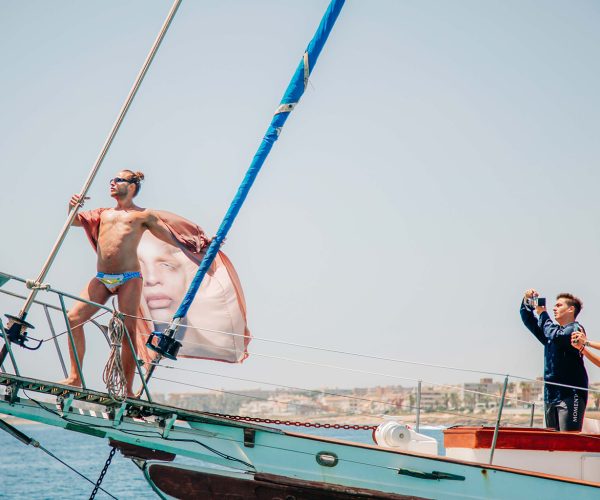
(444, 426, 600, 452)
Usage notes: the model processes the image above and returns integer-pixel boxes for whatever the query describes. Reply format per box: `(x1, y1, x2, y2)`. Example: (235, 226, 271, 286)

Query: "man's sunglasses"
(109, 177, 137, 185)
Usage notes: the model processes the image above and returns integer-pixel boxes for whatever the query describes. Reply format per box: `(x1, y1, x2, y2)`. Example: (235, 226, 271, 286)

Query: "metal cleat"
(57, 392, 75, 415)
(112, 401, 128, 428)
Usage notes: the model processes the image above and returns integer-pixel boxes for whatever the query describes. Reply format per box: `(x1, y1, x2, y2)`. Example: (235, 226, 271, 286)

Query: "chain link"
(208, 412, 378, 431)
(89, 447, 116, 500)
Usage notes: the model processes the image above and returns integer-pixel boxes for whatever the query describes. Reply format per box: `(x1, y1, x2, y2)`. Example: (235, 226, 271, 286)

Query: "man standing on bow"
(520, 289, 588, 431)
(60, 170, 182, 397)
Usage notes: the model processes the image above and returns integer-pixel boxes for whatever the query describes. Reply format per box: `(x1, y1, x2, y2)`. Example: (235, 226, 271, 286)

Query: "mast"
(146, 0, 346, 373)
(0, 0, 182, 362)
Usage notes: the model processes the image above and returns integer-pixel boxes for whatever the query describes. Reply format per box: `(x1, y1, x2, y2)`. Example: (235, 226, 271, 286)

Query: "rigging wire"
(153, 355, 536, 407)
(3, 287, 594, 399)
(43, 445, 118, 500)
(0, 415, 117, 499)
(3, 283, 594, 422)
(23, 392, 256, 470)
(154, 364, 413, 408)
(24, 393, 561, 482)
(148, 339, 537, 408)
(0, 300, 548, 413)
(22, 389, 600, 488)
(125, 311, 600, 396)
(20, 393, 433, 477)
(0, 288, 110, 343)
(153, 363, 537, 421)
(5, 285, 521, 415)
(152, 376, 511, 427)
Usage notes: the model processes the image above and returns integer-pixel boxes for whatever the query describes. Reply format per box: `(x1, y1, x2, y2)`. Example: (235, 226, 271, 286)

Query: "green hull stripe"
(65, 422, 107, 439)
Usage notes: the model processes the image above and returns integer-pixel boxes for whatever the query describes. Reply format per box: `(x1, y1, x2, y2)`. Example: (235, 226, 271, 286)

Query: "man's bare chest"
(99, 211, 145, 235)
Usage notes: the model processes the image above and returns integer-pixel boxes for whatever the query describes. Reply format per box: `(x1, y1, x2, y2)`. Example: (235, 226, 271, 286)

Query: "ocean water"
(0, 423, 444, 499)
(0, 424, 154, 500)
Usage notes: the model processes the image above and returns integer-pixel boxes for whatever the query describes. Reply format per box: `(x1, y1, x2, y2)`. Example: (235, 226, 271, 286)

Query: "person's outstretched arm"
(520, 289, 546, 345)
(572, 331, 600, 367)
(144, 210, 178, 245)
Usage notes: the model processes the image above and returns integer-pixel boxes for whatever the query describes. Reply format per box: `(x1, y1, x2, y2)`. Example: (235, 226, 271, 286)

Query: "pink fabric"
(78, 208, 250, 364)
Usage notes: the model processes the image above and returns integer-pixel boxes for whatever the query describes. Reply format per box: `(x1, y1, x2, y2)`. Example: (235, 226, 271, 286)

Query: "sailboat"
(2, 1, 600, 498)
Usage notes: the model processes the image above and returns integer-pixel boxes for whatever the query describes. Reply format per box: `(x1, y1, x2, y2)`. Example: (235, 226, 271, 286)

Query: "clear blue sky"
(1, 0, 600, 396)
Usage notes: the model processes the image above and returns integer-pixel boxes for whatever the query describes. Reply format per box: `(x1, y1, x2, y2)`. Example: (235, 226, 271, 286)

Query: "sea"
(0, 423, 445, 499)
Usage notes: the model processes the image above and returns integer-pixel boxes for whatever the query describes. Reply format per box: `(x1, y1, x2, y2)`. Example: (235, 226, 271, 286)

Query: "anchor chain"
(89, 446, 116, 500)
(207, 412, 378, 431)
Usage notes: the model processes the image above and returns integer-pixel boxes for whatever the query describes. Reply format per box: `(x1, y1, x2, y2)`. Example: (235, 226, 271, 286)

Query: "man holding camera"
(520, 290, 588, 431)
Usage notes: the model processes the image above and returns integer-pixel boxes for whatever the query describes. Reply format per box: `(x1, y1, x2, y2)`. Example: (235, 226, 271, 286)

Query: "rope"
(103, 308, 127, 401)
(25, 279, 50, 290)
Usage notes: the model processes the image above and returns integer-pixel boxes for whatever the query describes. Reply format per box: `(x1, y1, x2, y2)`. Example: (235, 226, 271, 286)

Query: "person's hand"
(69, 194, 81, 209)
(523, 288, 538, 309)
(571, 331, 587, 351)
(69, 194, 89, 209)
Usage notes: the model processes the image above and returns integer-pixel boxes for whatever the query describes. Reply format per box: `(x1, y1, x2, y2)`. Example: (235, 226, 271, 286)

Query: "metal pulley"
(146, 330, 181, 361)
(3, 314, 42, 350)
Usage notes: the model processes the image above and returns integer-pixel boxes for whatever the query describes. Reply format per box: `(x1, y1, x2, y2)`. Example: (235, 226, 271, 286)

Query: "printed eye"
(159, 261, 177, 271)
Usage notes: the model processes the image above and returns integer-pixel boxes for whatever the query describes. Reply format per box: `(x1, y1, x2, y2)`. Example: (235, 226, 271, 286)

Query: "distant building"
(517, 379, 544, 406)
(463, 378, 504, 409)
(410, 385, 461, 411)
(319, 394, 359, 414)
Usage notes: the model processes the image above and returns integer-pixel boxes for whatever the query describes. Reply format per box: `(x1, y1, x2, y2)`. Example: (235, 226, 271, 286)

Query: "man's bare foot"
(57, 377, 82, 388)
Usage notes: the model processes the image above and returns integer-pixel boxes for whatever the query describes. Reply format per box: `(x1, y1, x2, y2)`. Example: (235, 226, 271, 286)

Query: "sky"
(1, 0, 600, 400)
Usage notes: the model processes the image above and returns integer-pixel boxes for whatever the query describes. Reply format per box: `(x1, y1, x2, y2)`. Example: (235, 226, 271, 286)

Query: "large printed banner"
(137, 232, 249, 362)
(78, 208, 250, 363)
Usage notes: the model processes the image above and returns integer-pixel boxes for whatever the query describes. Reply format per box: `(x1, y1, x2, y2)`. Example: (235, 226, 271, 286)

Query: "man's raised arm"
(520, 288, 546, 345)
(144, 210, 177, 246)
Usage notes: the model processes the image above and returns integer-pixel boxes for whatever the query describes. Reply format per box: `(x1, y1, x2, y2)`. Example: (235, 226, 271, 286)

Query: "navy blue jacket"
(520, 301, 588, 403)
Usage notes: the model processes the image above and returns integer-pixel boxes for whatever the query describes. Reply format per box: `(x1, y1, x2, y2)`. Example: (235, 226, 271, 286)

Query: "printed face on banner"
(138, 232, 196, 324)
(137, 232, 248, 362)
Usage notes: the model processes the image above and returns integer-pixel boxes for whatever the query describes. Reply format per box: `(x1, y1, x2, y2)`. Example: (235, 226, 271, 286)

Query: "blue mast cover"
(174, 0, 345, 320)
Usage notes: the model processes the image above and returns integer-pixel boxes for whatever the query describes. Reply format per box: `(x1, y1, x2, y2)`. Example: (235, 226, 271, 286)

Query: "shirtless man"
(60, 170, 176, 397)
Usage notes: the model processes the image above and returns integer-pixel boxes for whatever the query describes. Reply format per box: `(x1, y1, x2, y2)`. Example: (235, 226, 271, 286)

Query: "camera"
(525, 296, 546, 308)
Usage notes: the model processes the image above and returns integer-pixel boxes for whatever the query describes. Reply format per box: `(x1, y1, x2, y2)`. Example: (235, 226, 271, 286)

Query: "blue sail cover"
(174, 0, 345, 320)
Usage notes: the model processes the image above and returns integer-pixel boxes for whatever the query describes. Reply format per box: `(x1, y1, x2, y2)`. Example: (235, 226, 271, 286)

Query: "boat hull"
(1, 375, 599, 500)
(146, 463, 427, 500)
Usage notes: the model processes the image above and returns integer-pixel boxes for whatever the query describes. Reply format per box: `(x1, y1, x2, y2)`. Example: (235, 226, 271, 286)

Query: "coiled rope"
(103, 306, 127, 401)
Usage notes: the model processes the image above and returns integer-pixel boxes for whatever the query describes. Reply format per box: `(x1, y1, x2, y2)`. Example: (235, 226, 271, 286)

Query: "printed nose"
(144, 267, 161, 285)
